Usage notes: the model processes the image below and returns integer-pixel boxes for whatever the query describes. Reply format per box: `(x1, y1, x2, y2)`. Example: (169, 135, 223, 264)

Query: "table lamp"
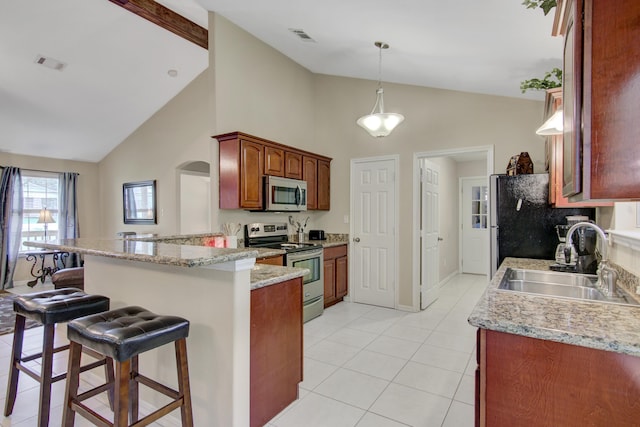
(38, 208, 55, 241)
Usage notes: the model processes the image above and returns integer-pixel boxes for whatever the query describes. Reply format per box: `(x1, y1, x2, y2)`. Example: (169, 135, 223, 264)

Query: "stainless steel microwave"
(264, 176, 307, 211)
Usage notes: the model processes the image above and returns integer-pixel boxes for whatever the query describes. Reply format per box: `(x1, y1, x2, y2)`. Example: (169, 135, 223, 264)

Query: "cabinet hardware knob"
(353, 237, 361, 242)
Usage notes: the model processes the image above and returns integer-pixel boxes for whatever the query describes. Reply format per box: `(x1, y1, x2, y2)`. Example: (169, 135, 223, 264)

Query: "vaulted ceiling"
(0, 0, 561, 163)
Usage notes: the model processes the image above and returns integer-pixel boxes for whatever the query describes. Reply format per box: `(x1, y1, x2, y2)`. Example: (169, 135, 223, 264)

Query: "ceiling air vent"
(34, 54, 67, 71)
(288, 28, 316, 42)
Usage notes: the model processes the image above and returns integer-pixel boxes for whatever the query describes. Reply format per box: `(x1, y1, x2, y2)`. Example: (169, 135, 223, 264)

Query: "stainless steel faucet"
(565, 221, 618, 296)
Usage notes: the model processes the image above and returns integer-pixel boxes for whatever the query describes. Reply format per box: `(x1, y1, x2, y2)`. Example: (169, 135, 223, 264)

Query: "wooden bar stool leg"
(62, 341, 82, 427)
(175, 338, 194, 427)
(4, 314, 25, 416)
(104, 357, 115, 411)
(129, 356, 139, 424)
(114, 359, 130, 427)
(37, 324, 55, 427)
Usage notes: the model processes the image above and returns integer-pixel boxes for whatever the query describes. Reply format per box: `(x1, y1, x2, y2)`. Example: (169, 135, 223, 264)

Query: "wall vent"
(34, 55, 67, 71)
(288, 28, 316, 42)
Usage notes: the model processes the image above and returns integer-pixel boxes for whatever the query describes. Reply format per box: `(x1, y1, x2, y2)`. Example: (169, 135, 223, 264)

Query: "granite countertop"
(23, 238, 284, 268)
(468, 257, 640, 357)
(250, 264, 309, 290)
(299, 233, 349, 248)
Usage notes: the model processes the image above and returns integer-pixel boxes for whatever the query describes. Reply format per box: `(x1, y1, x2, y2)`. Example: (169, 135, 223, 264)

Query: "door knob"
(438, 237, 443, 241)
(353, 237, 360, 242)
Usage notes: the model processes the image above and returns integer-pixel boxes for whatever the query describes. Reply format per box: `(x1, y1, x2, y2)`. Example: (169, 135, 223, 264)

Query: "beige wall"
(97, 70, 211, 238)
(6, 15, 546, 306)
(211, 14, 318, 233)
(0, 153, 99, 281)
(312, 74, 543, 305)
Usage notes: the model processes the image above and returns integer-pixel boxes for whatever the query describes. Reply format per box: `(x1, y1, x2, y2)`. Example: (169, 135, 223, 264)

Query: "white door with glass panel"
(420, 158, 440, 309)
(351, 157, 397, 308)
(461, 177, 488, 275)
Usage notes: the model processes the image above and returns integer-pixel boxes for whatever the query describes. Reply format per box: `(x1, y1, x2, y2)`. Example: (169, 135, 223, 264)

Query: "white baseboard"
(439, 269, 460, 288)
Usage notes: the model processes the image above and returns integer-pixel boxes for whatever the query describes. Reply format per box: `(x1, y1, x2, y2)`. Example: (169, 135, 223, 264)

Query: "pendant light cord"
(377, 44, 383, 90)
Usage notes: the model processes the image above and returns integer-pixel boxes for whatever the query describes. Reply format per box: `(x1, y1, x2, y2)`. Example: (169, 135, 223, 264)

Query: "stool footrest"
(131, 399, 184, 427)
(20, 343, 70, 363)
(77, 383, 113, 403)
(134, 374, 180, 400)
(70, 402, 111, 427)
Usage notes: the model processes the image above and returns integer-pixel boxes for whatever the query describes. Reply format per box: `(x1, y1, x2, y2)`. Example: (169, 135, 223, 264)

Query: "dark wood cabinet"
(317, 160, 331, 210)
(218, 133, 264, 209)
(303, 156, 318, 210)
(216, 131, 332, 210)
(476, 328, 640, 427)
(285, 151, 303, 180)
(255, 255, 284, 266)
(251, 278, 302, 427)
(323, 244, 348, 308)
(543, 88, 612, 207)
(560, 0, 640, 201)
(264, 146, 285, 177)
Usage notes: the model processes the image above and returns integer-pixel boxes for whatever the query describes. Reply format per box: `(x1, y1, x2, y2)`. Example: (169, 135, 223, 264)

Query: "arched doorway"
(177, 161, 210, 234)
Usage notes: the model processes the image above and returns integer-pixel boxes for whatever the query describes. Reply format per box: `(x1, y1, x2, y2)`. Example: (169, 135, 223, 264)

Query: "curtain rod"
(0, 166, 80, 175)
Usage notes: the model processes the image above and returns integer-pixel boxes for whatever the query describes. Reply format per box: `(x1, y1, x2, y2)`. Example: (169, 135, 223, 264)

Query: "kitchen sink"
(498, 268, 640, 306)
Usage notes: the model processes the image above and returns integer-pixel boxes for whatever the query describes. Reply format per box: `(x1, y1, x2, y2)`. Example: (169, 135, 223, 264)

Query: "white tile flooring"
(0, 273, 487, 426)
(267, 273, 487, 427)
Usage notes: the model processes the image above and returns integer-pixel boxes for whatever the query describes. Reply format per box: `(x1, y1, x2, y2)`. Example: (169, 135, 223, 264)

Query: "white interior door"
(461, 177, 488, 275)
(420, 159, 440, 309)
(351, 158, 397, 308)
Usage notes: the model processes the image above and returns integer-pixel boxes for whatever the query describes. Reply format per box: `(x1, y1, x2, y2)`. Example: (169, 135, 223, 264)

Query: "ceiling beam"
(107, 0, 208, 49)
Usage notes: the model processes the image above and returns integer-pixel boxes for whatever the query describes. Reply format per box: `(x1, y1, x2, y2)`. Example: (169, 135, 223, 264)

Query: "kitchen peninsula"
(24, 236, 305, 427)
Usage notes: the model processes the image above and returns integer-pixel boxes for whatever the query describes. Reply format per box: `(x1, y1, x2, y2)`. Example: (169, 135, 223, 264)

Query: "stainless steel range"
(245, 222, 324, 322)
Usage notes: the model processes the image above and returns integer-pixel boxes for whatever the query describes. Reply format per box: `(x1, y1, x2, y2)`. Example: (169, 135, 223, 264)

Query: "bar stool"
(62, 306, 193, 427)
(4, 288, 111, 427)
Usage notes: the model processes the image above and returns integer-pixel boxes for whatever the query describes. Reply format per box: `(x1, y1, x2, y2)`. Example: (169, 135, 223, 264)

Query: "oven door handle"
(286, 248, 323, 263)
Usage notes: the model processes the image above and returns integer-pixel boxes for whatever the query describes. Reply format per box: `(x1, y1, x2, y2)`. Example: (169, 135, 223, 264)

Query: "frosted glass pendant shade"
(536, 109, 563, 136)
(357, 88, 405, 137)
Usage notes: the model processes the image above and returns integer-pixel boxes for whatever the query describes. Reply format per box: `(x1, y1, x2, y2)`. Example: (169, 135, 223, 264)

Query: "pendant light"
(535, 109, 563, 136)
(357, 41, 405, 137)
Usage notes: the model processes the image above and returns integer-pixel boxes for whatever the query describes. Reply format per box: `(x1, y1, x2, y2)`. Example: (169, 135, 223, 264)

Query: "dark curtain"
(58, 172, 81, 267)
(0, 167, 23, 289)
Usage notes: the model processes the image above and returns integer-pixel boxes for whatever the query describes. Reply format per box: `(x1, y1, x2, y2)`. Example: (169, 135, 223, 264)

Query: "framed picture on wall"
(123, 180, 157, 224)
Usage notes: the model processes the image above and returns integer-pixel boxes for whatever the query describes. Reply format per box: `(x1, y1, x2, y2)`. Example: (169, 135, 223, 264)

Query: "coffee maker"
(554, 224, 577, 265)
(551, 216, 598, 273)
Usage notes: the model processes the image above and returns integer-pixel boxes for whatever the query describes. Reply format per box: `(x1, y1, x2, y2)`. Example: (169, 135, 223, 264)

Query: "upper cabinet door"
(285, 151, 303, 180)
(317, 160, 331, 211)
(240, 139, 264, 209)
(264, 146, 285, 177)
(303, 156, 318, 210)
(562, 0, 640, 201)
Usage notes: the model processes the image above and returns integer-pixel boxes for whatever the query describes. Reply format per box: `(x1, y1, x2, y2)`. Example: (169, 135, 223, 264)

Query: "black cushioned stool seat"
(4, 288, 111, 427)
(51, 267, 85, 290)
(63, 306, 193, 427)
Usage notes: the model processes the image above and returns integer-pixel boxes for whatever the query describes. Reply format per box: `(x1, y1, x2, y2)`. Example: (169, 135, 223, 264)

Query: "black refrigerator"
(489, 174, 595, 277)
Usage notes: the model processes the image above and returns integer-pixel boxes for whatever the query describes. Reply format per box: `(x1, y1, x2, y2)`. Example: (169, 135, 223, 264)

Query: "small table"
(24, 250, 69, 287)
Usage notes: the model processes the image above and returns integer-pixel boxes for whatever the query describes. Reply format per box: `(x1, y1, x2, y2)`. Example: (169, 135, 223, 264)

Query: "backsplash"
(610, 262, 640, 302)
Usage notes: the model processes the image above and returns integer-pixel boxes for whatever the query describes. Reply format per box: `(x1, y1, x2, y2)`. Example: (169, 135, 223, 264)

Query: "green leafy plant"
(522, 0, 558, 15)
(520, 67, 562, 93)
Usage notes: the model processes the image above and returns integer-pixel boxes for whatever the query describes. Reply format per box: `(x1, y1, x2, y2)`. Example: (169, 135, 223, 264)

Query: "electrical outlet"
(343, 215, 349, 224)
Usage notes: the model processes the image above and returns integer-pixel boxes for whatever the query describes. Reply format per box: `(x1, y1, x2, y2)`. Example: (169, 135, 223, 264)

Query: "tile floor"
(267, 273, 487, 427)
(0, 273, 487, 426)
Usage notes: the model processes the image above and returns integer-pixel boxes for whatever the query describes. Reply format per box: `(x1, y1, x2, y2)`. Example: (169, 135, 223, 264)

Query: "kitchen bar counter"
(23, 237, 298, 427)
(24, 237, 285, 268)
(468, 257, 640, 356)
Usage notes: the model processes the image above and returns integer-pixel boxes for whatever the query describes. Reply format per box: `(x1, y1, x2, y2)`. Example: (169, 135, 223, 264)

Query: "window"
(21, 172, 59, 252)
(470, 185, 488, 229)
